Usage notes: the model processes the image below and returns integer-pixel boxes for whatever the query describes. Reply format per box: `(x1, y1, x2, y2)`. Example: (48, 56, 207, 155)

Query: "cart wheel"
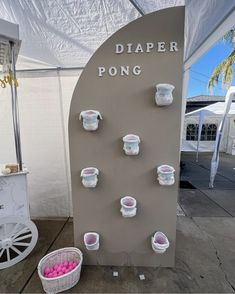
(0, 217, 38, 269)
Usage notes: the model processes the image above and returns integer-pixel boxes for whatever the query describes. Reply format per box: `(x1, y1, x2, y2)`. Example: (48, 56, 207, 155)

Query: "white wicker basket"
(38, 247, 83, 293)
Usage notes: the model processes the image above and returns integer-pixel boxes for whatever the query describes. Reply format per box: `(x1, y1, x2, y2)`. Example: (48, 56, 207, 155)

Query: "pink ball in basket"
(68, 265, 73, 271)
(62, 266, 67, 273)
(53, 264, 59, 270)
(44, 267, 52, 275)
(63, 261, 69, 267)
(43, 259, 79, 278)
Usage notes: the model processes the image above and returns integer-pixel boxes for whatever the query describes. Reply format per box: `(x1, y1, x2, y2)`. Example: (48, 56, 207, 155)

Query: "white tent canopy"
(186, 102, 235, 117)
(182, 102, 235, 153)
(0, 0, 235, 217)
(0, 0, 234, 70)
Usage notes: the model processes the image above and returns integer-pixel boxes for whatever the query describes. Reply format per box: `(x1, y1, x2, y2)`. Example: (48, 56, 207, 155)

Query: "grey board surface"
(69, 8, 185, 266)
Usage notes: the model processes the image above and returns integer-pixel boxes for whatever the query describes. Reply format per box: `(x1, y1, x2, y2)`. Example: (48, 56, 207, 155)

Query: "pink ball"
(52, 272, 57, 278)
(68, 265, 73, 271)
(72, 261, 78, 269)
(58, 271, 63, 276)
(54, 264, 59, 270)
(44, 267, 51, 275)
(64, 268, 70, 274)
(48, 273, 53, 278)
(56, 266, 62, 272)
(61, 266, 67, 273)
(63, 261, 69, 267)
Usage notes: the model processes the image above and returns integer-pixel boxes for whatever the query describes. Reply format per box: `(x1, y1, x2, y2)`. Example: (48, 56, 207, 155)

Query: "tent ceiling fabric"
(0, 0, 234, 70)
(134, 0, 184, 14)
(0, 0, 140, 69)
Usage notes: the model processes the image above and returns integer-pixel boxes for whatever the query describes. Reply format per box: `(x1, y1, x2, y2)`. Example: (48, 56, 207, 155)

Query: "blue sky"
(188, 41, 234, 98)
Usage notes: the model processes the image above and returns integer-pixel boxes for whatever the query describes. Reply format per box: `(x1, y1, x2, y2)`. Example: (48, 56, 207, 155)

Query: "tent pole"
(9, 67, 20, 166)
(128, 0, 145, 16)
(16, 66, 85, 73)
(196, 110, 204, 162)
(10, 42, 23, 171)
(180, 68, 190, 154)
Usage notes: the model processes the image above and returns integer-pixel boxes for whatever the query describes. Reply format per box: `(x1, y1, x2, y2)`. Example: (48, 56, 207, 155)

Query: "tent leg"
(10, 42, 23, 171)
(180, 68, 190, 152)
(196, 110, 204, 162)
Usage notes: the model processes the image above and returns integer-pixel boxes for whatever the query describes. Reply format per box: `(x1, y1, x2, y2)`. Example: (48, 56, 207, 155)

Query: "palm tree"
(208, 29, 235, 89)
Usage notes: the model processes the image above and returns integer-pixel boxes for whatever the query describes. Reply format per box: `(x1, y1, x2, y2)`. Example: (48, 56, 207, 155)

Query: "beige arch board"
(69, 7, 184, 267)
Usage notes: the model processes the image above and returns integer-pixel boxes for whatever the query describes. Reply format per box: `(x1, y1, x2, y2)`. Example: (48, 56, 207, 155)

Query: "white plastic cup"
(122, 134, 140, 155)
(80, 167, 99, 188)
(151, 231, 169, 254)
(84, 232, 100, 251)
(79, 110, 102, 131)
(157, 165, 175, 186)
(155, 84, 175, 106)
(120, 196, 137, 217)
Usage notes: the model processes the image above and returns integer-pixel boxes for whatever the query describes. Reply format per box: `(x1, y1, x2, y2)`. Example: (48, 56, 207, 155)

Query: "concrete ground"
(0, 152, 235, 293)
(180, 152, 235, 217)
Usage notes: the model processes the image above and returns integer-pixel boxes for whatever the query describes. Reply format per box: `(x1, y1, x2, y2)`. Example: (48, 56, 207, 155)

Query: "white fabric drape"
(0, 71, 81, 217)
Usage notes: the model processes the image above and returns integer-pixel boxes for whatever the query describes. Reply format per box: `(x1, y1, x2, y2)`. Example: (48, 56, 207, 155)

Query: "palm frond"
(223, 59, 233, 87)
(222, 29, 235, 46)
(208, 49, 235, 90)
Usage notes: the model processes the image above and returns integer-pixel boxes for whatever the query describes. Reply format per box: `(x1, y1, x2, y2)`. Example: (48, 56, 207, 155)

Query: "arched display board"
(69, 7, 184, 267)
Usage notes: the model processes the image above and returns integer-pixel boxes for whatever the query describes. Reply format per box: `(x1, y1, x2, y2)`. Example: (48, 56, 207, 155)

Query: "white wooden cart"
(0, 20, 38, 269)
(0, 171, 38, 269)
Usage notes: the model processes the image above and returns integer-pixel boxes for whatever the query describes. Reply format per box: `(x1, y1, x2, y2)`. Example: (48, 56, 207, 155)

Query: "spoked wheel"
(0, 217, 38, 269)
